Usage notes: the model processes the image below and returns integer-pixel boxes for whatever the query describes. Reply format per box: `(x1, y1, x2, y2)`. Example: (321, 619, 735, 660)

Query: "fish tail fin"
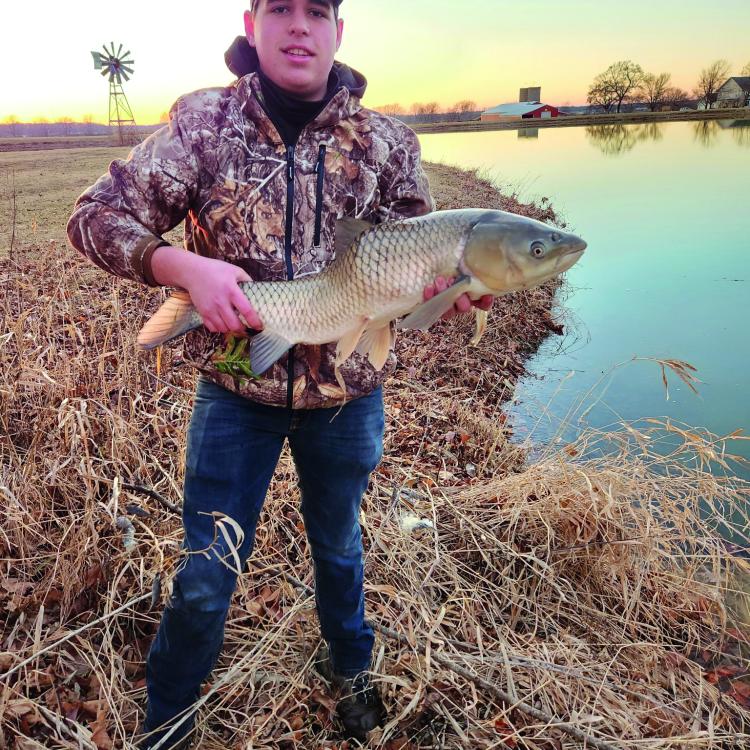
(137, 291, 201, 350)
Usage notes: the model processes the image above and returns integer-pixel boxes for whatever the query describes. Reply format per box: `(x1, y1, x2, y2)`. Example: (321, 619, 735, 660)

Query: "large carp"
(137, 209, 586, 375)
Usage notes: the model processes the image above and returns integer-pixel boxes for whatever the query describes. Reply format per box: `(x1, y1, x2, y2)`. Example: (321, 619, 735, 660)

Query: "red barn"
(481, 102, 560, 122)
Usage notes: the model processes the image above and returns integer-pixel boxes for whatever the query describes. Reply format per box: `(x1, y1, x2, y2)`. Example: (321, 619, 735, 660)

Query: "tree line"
(588, 60, 750, 113)
(371, 100, 478, 117)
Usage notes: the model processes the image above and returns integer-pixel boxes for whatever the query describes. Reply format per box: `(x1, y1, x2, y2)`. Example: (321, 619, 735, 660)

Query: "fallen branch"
(122, 482, 181, 515)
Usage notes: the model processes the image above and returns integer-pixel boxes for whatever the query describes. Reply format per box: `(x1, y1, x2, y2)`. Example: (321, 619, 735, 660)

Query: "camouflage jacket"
(67, 64, 433, 408)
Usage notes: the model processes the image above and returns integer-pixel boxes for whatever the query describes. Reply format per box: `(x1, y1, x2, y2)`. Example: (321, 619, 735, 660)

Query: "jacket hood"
(225, 36, 367, 100)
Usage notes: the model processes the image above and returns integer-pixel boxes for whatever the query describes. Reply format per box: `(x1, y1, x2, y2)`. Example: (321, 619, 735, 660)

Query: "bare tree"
(742, 62, 750, 77)
(372, 103, 404, 117)
(410, 102, 440, 116)
(640, 72, 672, 111)
(82, 114, 97, 135)
(693, 59, 730, 109)
(451, 99, 476, 114)
(2, 115, 20, 137)
(56, 116, 74, 135)
(603, 61, 646, 112)
(33, 117, 50, 136)
(587, 77, 618, 113)
(663, 87, 690, 109)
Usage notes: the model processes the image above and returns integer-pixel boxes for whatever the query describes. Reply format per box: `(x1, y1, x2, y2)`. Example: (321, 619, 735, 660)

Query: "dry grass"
(1, 160, 750, 749)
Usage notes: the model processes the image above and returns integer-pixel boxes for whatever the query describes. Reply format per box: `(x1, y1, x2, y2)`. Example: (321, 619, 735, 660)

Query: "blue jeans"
(143, 378, 385, 743)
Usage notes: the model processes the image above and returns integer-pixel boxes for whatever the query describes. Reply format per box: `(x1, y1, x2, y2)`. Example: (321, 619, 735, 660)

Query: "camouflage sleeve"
(377, 121, 434, 222)
(66, 97, 201, 286)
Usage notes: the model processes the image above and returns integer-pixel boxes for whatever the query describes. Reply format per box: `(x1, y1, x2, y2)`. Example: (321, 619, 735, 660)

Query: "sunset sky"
(3, 0, 749, 124)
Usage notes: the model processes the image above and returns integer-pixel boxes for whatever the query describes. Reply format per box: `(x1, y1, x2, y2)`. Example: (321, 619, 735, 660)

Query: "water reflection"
(717, 119, 750, 148)
(692, 119, 724, 148)
(585, 122, 664, 156)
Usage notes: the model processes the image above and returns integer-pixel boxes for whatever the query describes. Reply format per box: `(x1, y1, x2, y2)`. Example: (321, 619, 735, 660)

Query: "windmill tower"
(91, 43, 136, 145)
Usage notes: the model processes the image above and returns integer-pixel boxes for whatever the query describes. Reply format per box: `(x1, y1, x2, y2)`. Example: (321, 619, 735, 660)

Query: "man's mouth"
(282, 47, 314, 59)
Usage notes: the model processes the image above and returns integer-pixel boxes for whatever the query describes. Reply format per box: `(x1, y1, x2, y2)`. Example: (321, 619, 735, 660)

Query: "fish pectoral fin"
(334, 217, 375, 258)
(249, 330, 293, 376)
(136, 290, 200, 350)
(470, 308, 489, 347)
(335, 319, 369, 367)
(355, 325, 394, 371)
(396, 275, 473, 332)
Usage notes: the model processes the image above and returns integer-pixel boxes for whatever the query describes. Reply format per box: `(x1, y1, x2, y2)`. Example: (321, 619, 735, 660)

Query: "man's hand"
(423, 276, 493, 322)
(151, 245, 263, 334)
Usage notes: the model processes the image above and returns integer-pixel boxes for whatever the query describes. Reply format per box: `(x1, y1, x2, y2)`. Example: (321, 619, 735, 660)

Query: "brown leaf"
(309, 687, 337, 714)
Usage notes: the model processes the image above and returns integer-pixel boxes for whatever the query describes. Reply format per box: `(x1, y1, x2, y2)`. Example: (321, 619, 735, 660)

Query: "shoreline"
(2, 107, 748, 153)
(412, 106, 750, 135)
(0, 107, 750, 153)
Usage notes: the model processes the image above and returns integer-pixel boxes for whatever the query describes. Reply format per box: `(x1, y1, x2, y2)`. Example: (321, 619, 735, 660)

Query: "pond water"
(419, 119, 750, 484)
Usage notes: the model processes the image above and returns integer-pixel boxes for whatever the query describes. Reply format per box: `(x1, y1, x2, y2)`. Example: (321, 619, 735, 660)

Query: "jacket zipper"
(285, 144, 296, 410)
(313, 144, 327, 248)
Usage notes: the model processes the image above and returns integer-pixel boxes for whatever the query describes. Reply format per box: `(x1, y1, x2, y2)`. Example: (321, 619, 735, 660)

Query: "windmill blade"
(120, 58, 135, 67)
(101, 68, 110, 78)
(116, 43, 123, 58)
(121, 65, 134, 75)
(102, 44, 111, 59)
(121, 71, 131, 82)
(121, 50, 132, 60)
(116, 72, 122, 85)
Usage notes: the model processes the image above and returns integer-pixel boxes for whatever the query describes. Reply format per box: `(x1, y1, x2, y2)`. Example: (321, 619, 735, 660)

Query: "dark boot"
(314, 643, 386, 742)
(134, 723, 194, 750)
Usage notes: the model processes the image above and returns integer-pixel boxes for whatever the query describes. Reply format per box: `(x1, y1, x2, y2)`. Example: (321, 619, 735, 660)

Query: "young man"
(68, 1, 487, 747)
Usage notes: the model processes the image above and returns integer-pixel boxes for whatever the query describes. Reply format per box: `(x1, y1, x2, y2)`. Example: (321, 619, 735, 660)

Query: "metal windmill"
(91, 43, 136, 144)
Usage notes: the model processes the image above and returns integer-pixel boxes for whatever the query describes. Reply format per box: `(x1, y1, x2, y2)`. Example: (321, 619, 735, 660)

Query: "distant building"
(482, 102, 560, 121)
(519, 86, 542, 104)
(482, 85, 560, 122)
(716, 77, 750, 108)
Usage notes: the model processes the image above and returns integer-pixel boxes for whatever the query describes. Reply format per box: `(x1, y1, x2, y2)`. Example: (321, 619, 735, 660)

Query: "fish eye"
(551, 232, 561, 242)
(530, 241, 546, 258)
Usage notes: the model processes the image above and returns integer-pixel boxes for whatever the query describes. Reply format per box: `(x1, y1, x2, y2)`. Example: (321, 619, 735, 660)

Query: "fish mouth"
(564, 240, 587, 256)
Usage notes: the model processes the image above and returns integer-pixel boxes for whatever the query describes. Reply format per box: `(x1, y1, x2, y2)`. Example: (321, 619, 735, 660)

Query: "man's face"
(245, 0, 344, 101)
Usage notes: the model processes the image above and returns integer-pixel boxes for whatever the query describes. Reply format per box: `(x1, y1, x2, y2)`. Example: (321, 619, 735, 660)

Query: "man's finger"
(218, 305, 242, 334)
(235, 269, 252, 284)
(231, 288, 263, 330)
(455, 294, 472, 314)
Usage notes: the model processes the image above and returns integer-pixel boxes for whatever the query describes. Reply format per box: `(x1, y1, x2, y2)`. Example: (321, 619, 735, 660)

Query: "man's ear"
(244, 9, 257, 47)
(335, 18, 344, 51)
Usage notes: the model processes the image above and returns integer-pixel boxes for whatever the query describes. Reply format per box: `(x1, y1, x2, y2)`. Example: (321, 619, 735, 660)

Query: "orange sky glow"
(2, 0, 749, 124)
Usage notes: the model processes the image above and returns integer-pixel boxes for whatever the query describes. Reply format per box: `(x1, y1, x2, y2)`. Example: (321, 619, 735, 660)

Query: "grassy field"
(0, 145, 182, 257)
(2, 145, 750, 748)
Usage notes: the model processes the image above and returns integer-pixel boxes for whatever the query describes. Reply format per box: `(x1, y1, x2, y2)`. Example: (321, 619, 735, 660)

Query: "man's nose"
(288, 9, 311, 34)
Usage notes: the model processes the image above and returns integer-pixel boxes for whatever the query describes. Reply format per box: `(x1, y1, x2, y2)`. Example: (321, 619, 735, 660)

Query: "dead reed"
(1, 168, 749, 749)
